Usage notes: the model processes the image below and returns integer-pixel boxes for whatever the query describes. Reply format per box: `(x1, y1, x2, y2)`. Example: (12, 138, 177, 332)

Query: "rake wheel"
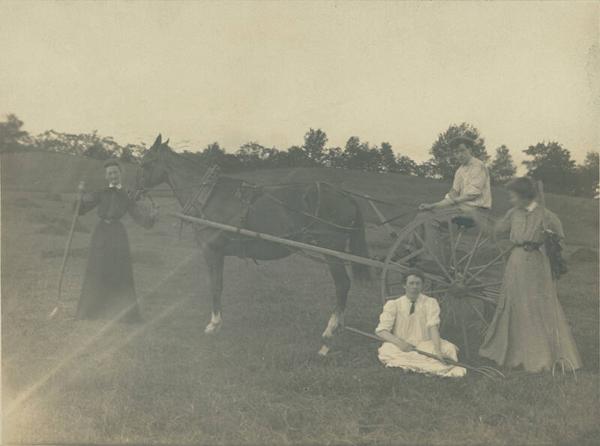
(381, 209, 510, 359)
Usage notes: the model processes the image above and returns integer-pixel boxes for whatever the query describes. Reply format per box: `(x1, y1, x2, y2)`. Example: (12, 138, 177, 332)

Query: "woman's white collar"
(526, 201, 538, 212)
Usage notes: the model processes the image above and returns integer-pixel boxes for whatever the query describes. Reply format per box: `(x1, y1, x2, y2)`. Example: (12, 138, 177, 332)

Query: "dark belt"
(514, 241, 542, 252)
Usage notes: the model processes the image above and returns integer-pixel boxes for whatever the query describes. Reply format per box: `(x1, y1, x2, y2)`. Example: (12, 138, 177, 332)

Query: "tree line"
(1, 114, 598, 197)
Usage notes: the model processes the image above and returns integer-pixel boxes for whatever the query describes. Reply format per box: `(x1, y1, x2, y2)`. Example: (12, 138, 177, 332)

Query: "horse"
(136, 135, 370, 354)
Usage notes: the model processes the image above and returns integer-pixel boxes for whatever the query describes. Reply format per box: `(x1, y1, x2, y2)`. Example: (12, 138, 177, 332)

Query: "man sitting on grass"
(376, 269, 466, 377)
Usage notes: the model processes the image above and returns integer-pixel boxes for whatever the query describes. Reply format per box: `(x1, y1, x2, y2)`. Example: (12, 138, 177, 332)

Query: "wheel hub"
(447, 275, 470, 299)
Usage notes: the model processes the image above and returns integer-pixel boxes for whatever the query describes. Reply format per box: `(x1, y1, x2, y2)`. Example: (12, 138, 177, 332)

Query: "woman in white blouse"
(376, 269, 466, 377)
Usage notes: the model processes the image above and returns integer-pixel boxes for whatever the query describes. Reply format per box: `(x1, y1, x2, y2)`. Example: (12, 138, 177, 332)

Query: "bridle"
(134, 156, 159, 207)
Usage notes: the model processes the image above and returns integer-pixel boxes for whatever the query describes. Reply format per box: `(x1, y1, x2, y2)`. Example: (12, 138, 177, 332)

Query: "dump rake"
(173, 203, 509, 365)
(381, 208, 512, 359)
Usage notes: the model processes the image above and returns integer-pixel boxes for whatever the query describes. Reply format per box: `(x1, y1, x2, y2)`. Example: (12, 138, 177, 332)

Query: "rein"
(135, 146, 408, 236)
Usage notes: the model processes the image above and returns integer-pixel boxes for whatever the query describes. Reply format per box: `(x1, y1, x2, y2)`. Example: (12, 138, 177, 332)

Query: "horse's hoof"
(318, 345, 330, 356)
(204, 323, 221, 334)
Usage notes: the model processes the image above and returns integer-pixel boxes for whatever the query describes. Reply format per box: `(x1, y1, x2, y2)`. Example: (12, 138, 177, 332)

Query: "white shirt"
(445, 157, 492, 209)
(375, 294, 441, 346)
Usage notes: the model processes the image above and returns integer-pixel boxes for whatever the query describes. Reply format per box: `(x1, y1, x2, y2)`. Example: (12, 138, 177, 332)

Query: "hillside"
(2, 150, 598, 445)
(2, 151, 598, 247)
(0, 151, 138, 193)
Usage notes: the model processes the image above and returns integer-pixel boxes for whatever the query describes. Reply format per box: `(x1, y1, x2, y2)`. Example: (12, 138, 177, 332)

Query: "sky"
(1, 1, 598, 168)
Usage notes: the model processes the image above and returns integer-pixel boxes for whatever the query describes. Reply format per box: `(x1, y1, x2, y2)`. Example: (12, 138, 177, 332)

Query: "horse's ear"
(153, 134, 162, 147)
(164, 138, 170, 145)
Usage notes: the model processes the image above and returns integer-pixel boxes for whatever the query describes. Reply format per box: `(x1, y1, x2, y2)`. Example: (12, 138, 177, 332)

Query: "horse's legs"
(203, 245, 224, 334)
(319, 258, 351, 356)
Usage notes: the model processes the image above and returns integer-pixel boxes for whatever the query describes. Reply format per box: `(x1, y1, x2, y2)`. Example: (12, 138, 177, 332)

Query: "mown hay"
(570, 247, 598, 263)
(30, 211, 90, 234)
(9, 197, 41, 208)
(41, 247, 89, 259)
(43, 192, 63, 202)
(37, 224, 69, 236)
(131, 249, 164, 266)
(40, 247, 162, 266)
(147, 230, 168, 237)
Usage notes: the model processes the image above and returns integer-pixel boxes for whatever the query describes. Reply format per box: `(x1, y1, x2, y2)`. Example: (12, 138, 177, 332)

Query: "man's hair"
(449, 136, 475, 150)
(404, 268, 425, 283)
(104, 159, 122, 171)
(506, 176, 537, 201)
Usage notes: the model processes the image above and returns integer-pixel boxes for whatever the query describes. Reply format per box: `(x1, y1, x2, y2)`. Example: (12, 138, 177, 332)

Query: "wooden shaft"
(54, 191, 83, 308)
(366, 197, 397, 238)
(344, 325, 479, 373)
(172, 212, 395, 271)
(537, 181, 548, 231)
(172, 212, 449, 287)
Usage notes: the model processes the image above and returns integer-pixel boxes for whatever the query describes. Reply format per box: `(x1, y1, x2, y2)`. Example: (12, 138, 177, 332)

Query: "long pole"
(172, 212, 392, 269)
(344, 326, 499, 378)
(365, 196, 397, 238)
(171, 212, 450, 286)
(49, 186, 84, 318)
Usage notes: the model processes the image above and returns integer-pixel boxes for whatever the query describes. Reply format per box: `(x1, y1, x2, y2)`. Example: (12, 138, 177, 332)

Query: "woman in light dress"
(479, 177, 581, 372)
(375, 269, 466, 378)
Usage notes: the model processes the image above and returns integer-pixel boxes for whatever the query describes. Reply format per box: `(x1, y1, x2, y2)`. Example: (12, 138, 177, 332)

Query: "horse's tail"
(349, 205, 371, 283)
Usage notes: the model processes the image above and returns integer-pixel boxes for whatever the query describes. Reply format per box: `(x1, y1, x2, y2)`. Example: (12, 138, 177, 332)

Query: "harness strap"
(182, 165, 220, 217)
(262, 185, 356, 231)
(178, 165, 220, 239)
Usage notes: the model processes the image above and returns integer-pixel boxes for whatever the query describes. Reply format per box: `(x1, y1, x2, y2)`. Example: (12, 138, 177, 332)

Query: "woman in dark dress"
(76, 160, 157, 323)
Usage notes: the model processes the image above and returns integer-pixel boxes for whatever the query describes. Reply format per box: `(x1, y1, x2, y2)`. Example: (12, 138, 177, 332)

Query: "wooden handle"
(54, 190, 84, 308)
(345, 325, 475, 372)
(536, 180, 548, 231)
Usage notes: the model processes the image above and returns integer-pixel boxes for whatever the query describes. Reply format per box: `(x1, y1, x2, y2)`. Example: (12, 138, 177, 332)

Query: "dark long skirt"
(76, 220, 142, 322)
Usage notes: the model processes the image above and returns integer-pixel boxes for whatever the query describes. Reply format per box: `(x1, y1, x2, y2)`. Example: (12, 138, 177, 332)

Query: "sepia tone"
(1, 2, 598, 445)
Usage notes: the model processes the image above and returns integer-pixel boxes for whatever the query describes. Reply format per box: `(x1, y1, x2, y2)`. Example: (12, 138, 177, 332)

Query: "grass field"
(2, 152, 599, 445)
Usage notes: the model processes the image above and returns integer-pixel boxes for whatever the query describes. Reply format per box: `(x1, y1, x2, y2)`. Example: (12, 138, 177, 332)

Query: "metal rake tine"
(552, 358, 577, 382)
(565, 359, 578, 382)
(472, 367, 496, 380)
(552, 359, 563, 377)
(474, 367, 496, 379)
(478, 365, 505, 379)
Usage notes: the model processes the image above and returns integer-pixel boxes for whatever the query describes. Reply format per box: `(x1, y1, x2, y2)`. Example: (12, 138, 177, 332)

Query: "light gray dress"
(479, 203, 582, 372)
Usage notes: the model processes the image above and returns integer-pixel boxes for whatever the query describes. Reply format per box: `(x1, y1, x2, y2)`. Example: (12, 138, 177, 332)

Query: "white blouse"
(375, 294, 441, 346)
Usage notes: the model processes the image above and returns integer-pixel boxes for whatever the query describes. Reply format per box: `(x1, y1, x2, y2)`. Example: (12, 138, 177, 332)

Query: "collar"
(403, 294, 424, 305)
(526, 201, 538, 212)
(109, 184, 122, 190)
(460, 156, 474, 168)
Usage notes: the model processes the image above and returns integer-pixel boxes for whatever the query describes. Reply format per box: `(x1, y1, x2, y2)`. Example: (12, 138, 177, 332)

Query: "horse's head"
(137, 134, 172, 190)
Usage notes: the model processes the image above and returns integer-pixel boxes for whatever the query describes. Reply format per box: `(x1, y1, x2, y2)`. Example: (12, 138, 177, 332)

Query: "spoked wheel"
(381, 209, 511, 359)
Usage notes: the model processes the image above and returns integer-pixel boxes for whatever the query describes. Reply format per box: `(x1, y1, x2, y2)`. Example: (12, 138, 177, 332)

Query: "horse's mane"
(160, 143, 211, 174)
